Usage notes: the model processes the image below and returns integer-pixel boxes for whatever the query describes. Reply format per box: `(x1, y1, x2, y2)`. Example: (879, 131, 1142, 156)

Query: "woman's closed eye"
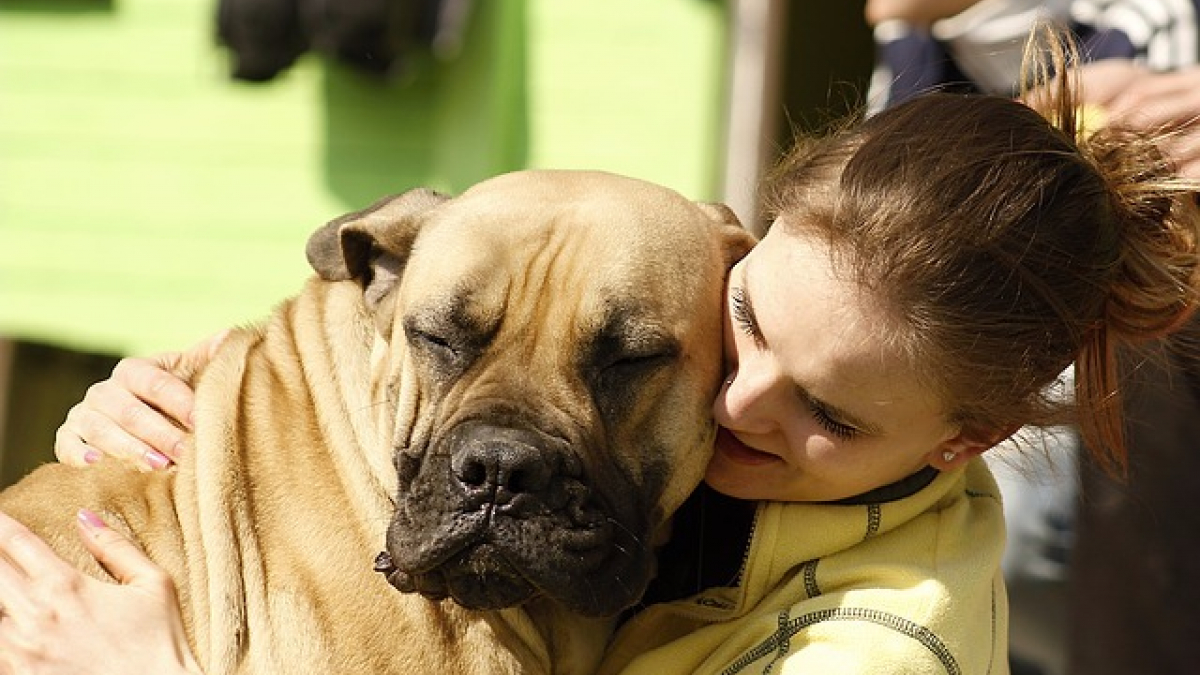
(807, 399, 860, 441)
(731, 286, 767, 349)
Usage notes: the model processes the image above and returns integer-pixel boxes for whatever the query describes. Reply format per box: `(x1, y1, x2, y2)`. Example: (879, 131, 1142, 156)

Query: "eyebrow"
(741, 261, 884, 437)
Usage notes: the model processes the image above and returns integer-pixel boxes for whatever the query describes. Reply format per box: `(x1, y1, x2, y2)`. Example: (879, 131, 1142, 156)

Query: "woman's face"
(708, 226, 975, 503)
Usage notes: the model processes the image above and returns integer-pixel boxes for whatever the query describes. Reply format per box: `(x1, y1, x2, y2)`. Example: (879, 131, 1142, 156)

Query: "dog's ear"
(695, 201, 758, 270)
(307, 188, 450, 339)
(307, 188, 450, 301)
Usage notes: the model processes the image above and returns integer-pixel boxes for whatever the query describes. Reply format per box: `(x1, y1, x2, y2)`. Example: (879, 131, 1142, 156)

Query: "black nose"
(453, 437, 552, 504)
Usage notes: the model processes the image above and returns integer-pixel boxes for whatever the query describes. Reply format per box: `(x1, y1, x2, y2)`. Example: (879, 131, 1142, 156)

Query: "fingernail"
(144, 449, 171, 470)
(83, 449, 101, 464)
(77, 508, 106, 530)
(173, 440, 187, 458)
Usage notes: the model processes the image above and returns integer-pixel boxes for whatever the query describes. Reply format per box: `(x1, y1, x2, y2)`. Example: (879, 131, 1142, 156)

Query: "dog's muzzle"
(379, 420, 653, 616)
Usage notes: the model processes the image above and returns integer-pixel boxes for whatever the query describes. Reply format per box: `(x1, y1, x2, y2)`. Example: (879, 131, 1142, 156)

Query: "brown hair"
(759, 26, 1200, 475)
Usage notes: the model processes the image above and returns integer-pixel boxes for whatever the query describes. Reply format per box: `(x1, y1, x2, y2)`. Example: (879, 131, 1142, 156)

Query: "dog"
(0, 170, 755, 673)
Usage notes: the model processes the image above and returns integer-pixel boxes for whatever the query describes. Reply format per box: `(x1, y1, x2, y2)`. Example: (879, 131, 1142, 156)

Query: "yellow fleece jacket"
(597, 459, 1009, 675)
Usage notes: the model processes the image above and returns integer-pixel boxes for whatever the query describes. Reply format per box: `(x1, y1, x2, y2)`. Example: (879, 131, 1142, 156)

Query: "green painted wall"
(0, 0, 726, 356)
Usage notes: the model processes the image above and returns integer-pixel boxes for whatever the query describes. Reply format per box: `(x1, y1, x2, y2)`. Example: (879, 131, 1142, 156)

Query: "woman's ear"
(929, 423, 1019, 470)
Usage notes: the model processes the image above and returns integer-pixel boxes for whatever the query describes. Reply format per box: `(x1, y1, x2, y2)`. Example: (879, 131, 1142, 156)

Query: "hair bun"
(1082, 124, 1200, 342)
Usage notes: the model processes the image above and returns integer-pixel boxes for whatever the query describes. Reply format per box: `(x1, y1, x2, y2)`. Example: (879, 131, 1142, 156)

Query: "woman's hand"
(0, 510, 202, 675)
(54, 331, 226, 471)
(1076, 60, 1200, 179)
(864, 0, 984, 26)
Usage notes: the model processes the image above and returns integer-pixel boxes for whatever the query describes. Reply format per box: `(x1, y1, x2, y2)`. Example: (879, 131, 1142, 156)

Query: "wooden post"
(0, 341, 119, 488)
(0, 338, 12, 478)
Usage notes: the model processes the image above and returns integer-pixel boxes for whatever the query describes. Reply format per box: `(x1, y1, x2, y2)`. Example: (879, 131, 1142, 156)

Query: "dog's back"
(0, 278, 540, 674)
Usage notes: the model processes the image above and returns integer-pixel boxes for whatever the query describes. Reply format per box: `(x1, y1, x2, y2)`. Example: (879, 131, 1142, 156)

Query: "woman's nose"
(715, 364, 781, 434)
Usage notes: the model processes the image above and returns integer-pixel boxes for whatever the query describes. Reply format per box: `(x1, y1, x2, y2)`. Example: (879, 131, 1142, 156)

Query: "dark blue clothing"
(872, 0, 1200, 108)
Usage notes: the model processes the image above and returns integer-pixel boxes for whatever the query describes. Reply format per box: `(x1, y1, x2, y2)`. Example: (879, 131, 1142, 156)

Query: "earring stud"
(942, 451, 957, 463)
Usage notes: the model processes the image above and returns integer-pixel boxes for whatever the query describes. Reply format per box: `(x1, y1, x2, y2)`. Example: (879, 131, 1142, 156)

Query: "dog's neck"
(290, 279, 400, 529)
(493, 602, 616, 675)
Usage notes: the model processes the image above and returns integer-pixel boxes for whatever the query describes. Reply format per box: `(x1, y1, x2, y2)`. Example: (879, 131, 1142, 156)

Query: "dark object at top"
(216, 0, 474, 82)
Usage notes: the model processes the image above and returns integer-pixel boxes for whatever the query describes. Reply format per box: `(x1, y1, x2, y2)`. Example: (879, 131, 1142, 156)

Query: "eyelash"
(730, 287, 760, 341)
(809, 401, 859, 441)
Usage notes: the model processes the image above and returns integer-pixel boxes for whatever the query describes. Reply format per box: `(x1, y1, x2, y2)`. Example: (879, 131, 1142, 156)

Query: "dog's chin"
(377, 536, 653, 617)
(377, 543, 535, 609)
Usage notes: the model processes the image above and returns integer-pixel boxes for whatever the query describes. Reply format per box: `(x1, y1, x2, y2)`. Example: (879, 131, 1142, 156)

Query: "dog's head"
(307, 170, 756, 616)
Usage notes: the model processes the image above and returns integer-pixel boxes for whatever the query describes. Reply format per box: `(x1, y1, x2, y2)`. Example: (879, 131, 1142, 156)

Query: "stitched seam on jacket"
(865, 503, 882, 538)
(759, 611, 792, 675)
(987, 574, 1001, 674)
(964, 488, 999, 502)
(719, 607, 961, 675)
(800, 559, 821, 600)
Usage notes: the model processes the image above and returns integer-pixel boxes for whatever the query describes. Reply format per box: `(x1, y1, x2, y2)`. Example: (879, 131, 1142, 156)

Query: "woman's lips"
(715, 427, 779, 465)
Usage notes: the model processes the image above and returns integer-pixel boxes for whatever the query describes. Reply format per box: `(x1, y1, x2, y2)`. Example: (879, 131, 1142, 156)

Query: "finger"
(864, 0, 979, 25)
(1164, 132, 1200, 180)
(0, 514, 78, 622)
(0, 514, 83, 658)
(0, 511, 72, 580)
(1077, 60, 1144, 106)
(1180, 158, 1200, 181)
(1107, 72, 1200, 130)
(53, 425, 99, 467)
(0, 517, 35, 619)
(111, 357, 196, 432)
(73, 384, 182, 467)
(74, 510, 166, 589)
(1118, 68, 1200, 102)
(1110, 93, 1200, 131)
(58, 397, 156, 466)
(0, 555, 39, 622)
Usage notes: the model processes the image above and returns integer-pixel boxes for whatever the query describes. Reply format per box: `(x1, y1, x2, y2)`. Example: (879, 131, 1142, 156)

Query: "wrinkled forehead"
(392, 174, 721, 348)
(410, 174, 714, 293)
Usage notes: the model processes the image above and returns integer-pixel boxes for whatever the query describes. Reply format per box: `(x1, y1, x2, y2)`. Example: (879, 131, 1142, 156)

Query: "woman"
(2, 29, 1196, 674)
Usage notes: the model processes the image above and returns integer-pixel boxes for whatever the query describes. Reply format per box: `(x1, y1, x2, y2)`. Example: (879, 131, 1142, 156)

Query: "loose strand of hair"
(1019, 21, 1082, 142)
(1074, 325, 1128, 476)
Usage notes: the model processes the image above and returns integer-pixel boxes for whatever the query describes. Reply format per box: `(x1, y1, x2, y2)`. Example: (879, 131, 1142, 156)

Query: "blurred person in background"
(864, 2, 1200, 674)
(867, 0, 1200, 177)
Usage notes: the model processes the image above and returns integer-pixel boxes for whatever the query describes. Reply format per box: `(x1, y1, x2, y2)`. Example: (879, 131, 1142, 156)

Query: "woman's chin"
(703, 462, 777, 501)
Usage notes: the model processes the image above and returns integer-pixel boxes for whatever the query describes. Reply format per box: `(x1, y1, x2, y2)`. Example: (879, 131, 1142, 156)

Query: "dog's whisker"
(604, 516, 646, 549)
(357, 397, 397, 414)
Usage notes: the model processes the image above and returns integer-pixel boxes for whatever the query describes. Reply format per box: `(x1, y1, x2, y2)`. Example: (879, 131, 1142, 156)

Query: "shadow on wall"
(0, 342, 119, 488)
(318, 0, 530, 206)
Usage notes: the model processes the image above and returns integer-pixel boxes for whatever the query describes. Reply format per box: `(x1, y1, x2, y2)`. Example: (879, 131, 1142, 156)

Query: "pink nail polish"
(144, 450, 171, 470)
(83, 449, 101, 464)
(77, 508, 106, 530)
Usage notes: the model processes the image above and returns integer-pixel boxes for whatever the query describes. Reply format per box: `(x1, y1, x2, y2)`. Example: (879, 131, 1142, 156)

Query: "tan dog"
(0, 170, 755, 673)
